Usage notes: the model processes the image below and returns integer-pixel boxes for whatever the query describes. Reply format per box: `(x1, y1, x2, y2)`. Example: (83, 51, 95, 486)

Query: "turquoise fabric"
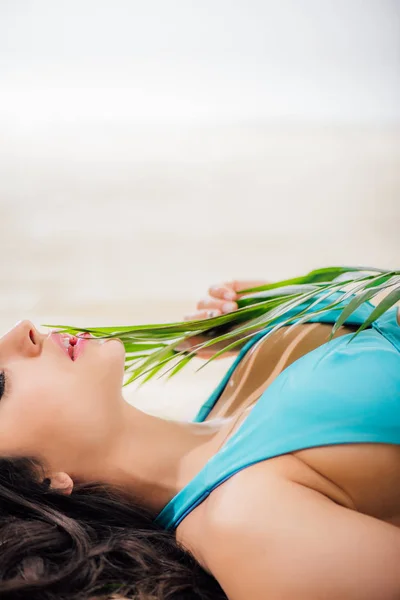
(153, 290, 400, 530)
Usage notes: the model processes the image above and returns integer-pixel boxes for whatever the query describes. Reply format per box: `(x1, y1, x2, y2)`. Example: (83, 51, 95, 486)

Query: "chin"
(101, 338, 126, 382)
(99, 338, 126, 365)
(103, 337, 125, 354)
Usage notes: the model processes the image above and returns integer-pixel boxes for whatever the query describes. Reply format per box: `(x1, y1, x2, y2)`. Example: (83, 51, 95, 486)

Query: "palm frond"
(42, 265, 400, 387)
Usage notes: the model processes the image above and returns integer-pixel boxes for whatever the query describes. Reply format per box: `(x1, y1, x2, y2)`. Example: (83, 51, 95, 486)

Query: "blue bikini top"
(154, 291, 400, 531)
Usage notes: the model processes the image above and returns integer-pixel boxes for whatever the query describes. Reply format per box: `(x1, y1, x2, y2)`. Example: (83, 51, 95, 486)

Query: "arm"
(201, 475, 400, 600)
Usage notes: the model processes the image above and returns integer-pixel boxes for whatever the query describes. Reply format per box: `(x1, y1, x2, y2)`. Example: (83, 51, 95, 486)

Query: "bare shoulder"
(195, 468, 400, 600)
(177, 455, 338, 569)
(176, 457, 298, 552)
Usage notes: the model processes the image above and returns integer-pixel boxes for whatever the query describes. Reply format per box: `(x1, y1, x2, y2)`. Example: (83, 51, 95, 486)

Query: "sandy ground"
(0, 123, 399, 419)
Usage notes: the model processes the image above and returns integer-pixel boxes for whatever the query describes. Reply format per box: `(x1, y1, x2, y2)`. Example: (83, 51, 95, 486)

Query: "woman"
(0, 278, 400, 600)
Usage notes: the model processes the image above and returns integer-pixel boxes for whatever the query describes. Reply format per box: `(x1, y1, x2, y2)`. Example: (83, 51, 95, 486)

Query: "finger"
(208, 284, 238, 301)
(197, 297, 238, 313)
(209, 280, 269, 300)
(230, 279, 270, 297)
(183, 309, 221, 321)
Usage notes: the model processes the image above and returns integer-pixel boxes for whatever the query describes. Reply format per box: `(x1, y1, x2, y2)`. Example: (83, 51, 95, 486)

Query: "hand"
(180, 280, 269, 359)
(183, 280, 269, 321)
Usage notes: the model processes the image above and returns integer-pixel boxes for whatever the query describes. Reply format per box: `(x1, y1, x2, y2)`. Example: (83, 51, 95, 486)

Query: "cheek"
(0, 383, 110, 466)
(0, 382, 72, 457)
(0, 342, 125, 462)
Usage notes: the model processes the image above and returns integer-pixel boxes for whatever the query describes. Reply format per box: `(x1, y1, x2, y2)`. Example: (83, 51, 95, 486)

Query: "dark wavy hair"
(0, 456, 227, 600)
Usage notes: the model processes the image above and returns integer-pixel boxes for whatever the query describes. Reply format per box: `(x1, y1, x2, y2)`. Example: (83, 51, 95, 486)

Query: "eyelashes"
(0, 370, 10, 401)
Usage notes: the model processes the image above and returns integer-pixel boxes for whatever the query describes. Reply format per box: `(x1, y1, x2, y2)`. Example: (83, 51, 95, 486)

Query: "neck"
(82, 399, 225, 516)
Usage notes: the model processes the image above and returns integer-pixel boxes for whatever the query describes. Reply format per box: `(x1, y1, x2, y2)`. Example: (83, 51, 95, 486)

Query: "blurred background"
(0, 0, 399, 418)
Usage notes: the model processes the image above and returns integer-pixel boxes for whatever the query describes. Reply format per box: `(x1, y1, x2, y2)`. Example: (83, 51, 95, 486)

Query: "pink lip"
(50, 331, 93, 361)
(73, 332, 93, 360)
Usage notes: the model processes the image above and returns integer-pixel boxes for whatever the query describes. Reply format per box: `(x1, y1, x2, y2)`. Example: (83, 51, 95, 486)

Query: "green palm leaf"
(347, 285, 400, 340)
(42, 265, 400, 387)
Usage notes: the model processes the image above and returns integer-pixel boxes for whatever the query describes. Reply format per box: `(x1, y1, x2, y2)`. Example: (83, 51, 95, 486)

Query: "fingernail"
(208, 310, 219, 317)
(223, 291, 236, 300)
(222, 302, 236, 313)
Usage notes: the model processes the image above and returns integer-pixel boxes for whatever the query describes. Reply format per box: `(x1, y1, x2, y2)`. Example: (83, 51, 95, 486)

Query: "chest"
(293, 442, 400, 523)
(188, 322, 400, 531)
(177, 443, 400, 574)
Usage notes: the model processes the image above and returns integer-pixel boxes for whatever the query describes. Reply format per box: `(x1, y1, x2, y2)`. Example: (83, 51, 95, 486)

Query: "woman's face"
(0, 320, 126, 476)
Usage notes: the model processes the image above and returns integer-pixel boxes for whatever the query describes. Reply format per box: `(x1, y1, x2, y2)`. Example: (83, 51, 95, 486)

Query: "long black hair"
(0, 456, 227, 599)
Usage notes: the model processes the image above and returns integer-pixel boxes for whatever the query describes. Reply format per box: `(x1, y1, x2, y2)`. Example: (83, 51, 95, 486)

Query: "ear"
(48, 471, 74, 495)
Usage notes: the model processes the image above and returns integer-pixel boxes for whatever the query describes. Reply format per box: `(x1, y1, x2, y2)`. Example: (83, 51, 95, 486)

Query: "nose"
(0, 320, 44, 357)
